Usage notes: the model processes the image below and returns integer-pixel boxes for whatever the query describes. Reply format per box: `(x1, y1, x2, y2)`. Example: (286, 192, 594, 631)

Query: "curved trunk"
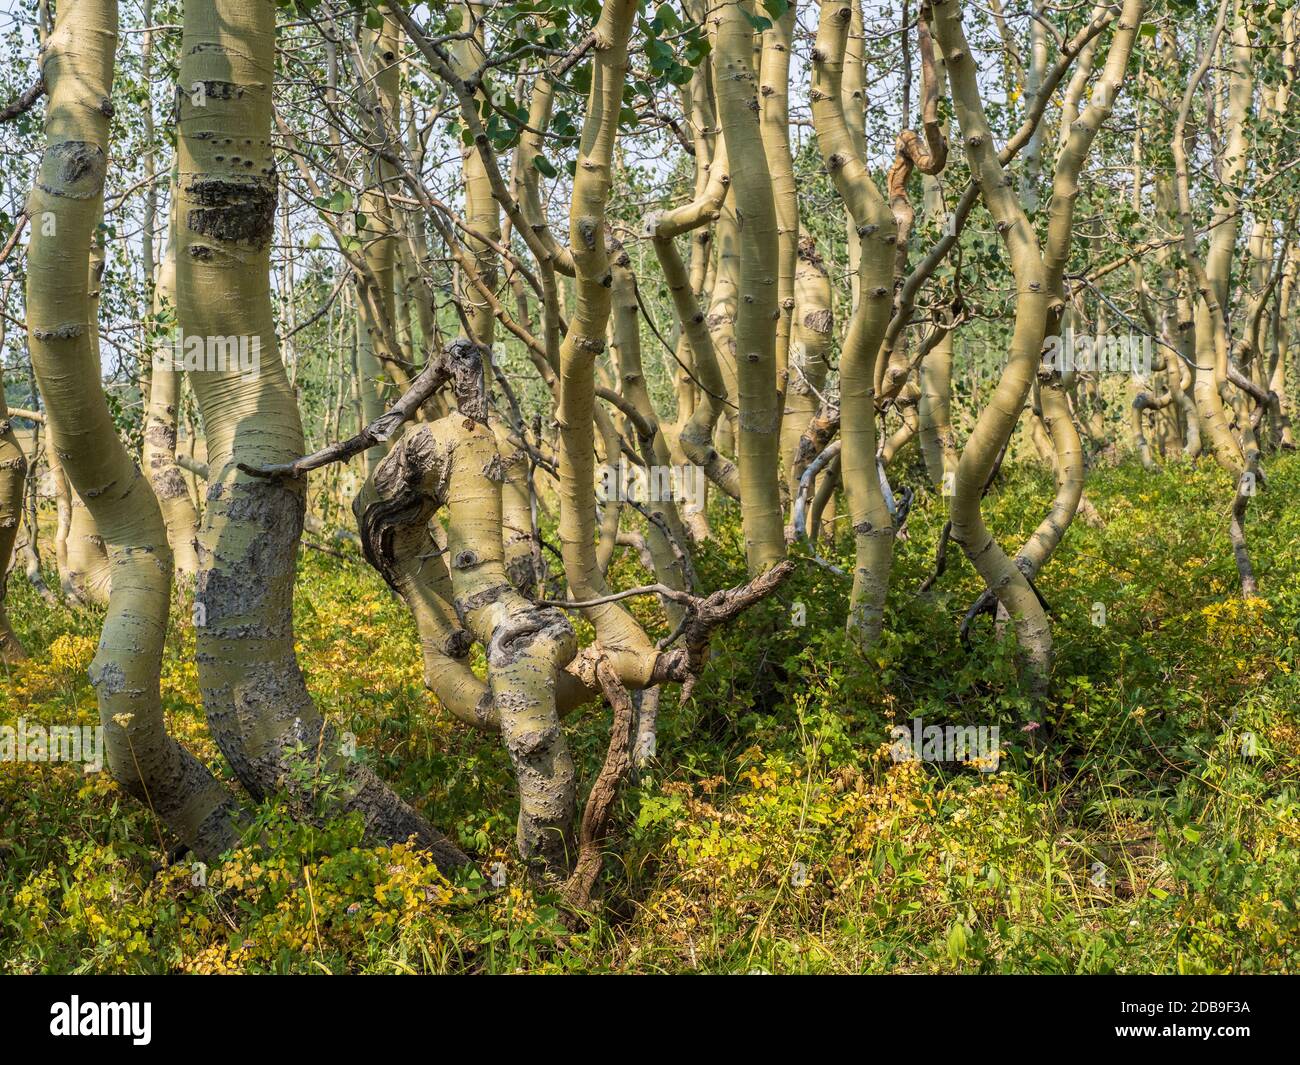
(554, 0, 660, 689)
(361, 410, 580, 872)
(25, 0, 239, 859)
(1171, 0, 1256, 595)
(811, 0, 897, 649)
(932, 0, 1054, 695)
(175, 0, 464, 869)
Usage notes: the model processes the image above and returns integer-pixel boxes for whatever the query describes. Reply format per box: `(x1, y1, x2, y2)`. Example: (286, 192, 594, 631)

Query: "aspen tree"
(759, 2, 798, 405)
(811, 0, 897, 648)
(931, 0, 1142, 695)
(0, 387, 26, 663)
(25, 0, 239, 858)
(1172, 0, 1258, 595)
(174, 0, 464, 869)
(783, 235, 833, 499)
(713, 0, 785, 574)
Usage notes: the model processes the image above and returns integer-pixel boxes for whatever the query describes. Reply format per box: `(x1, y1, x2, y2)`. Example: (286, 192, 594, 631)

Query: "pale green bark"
(174, 0, 464, 869)
(714, 0, 785, 573)
(811, 1, 896, 648)
(26, 0, 238, 858)
(0, 391, 28, 663)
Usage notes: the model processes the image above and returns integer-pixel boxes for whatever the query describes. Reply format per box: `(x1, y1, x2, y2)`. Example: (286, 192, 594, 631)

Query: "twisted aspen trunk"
(646, 62, 740, 501)
(1026, 0, 1142, 579)
(175, 0, 464, 869)
(1172, 0, 1257, 595)
(931, 0, 1053, 696)
(554, 0, 661, 689)
(25, 0, 239, 858)
(811, 0, 896, 648)
(360, 407, 581, 872)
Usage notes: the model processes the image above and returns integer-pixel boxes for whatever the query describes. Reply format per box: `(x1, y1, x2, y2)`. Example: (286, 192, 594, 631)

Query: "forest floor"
(2, 454, 1298, 973)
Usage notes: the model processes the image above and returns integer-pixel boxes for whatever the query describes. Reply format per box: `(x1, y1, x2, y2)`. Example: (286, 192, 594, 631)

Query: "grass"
(1, 451, 1297, 973)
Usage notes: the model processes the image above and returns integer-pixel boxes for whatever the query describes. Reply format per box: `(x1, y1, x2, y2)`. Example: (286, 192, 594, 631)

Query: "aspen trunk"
(554, 0, 661, 690)
(26, 0, 239, 858)
(143, 196, 201, 578)
(714, 0, 785, 574)
(932, 0, 1054, 695)
(174, 0, 464, 869)
(0, 390, 27, 663)
(782, 236, 833, 500)
(811, 1, 897, 649)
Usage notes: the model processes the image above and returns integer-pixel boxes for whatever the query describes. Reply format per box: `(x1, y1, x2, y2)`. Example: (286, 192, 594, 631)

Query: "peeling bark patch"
(186, 176, 277, 249)
(89, 661, 127, 695)
(192, 79, 245, 103)
(152, 466, 191, 500)
(803, 308, 833, 334)
(444, 630, 474, 659)
(504, 722, 562, 762)
(31, 323, 85, 341)
(35, 141, 106, 200)
(456, 582, 512, 614)
(481, 452, 506, 483)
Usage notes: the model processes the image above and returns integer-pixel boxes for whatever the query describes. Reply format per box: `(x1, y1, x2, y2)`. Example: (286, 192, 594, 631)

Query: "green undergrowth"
(2, 453, 1297, 973)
